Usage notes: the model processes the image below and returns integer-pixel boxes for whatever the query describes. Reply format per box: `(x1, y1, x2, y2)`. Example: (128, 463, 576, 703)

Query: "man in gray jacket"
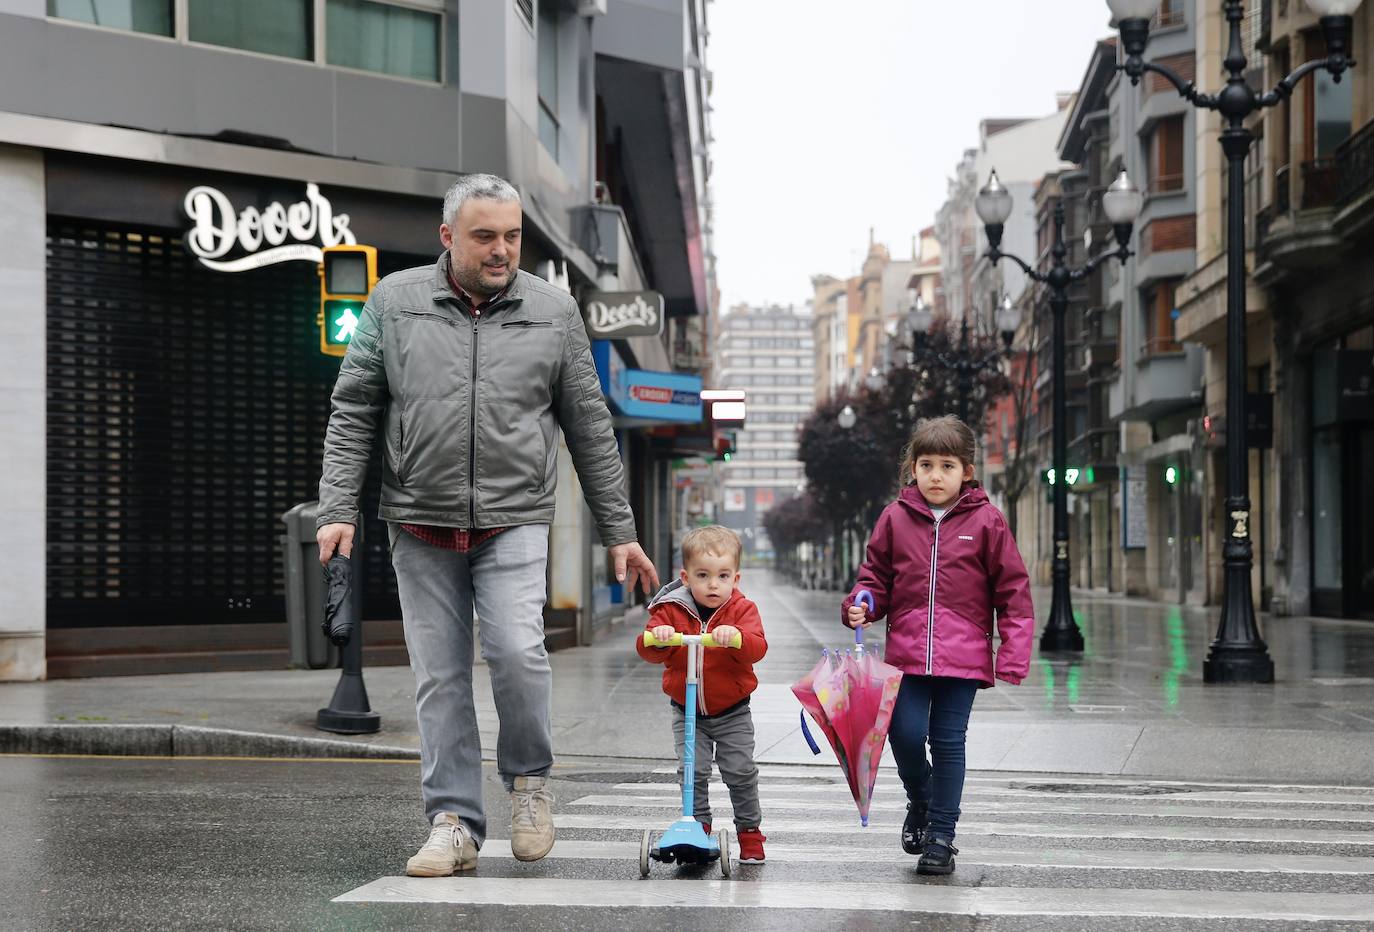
(316, 173, 659, 876)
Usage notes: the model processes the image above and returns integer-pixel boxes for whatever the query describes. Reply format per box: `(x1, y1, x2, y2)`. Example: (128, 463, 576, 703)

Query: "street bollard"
(281, 500, 380, 734)
(314, 521, 381, 736)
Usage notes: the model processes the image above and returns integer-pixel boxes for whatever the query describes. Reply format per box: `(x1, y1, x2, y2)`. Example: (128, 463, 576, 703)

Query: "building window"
(326, 0, 441, 81)
(1149, 116, 1185, 193)
(49, 0, 172, 35)
(190, 0, 312, 60)
(537, 0, 560, 159)
(1141, 279, 1181, 356)
(1305, 32, 1353, 160)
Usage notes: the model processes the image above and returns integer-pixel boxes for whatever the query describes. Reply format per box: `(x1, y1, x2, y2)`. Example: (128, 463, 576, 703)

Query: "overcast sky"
(708, 0, 1119, 310)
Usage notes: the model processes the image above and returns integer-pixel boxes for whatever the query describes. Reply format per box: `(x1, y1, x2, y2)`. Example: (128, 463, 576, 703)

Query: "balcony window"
(49, 0, 172, 36)
(1149, 116, 1185, 194)
(1141, 279, 1182, 356)
(1304, 31, 1353, 161)
(190, 0, 312, 60)
(327, 0, 441, 82)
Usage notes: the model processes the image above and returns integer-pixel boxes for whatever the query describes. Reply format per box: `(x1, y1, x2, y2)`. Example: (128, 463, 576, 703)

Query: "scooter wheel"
(639, 829, 652, 878)
(718, 829, 731, 878)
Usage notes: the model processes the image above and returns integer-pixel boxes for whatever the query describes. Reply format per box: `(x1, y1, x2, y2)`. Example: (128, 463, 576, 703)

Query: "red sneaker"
(736, 828, 766, 863)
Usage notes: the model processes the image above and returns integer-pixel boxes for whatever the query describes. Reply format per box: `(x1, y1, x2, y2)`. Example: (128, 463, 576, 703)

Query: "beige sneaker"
(405, 813, 478, 877)
(510, 775, 555, 862)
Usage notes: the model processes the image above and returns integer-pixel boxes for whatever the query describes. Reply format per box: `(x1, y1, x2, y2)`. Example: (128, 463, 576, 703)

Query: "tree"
(986, 313, 1041, 538)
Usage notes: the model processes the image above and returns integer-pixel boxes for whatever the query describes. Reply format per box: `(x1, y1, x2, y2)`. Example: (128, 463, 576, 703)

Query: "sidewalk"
(3, 575, 1373, 784)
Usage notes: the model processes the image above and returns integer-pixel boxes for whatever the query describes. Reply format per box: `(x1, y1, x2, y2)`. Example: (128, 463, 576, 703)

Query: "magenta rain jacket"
(841, 482, 1034, 687)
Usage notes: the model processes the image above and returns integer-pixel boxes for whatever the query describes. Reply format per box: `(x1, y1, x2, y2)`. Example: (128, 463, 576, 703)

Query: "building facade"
(713, 303, 813, 559)
(0, 0, 715, 679)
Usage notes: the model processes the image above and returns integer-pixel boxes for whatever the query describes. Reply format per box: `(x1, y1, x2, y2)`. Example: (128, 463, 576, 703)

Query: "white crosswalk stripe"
(335, 771, 1374, 922)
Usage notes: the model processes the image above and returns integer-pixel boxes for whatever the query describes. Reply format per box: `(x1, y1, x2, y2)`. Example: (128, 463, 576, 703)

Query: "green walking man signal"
(318, 244, 378, 357)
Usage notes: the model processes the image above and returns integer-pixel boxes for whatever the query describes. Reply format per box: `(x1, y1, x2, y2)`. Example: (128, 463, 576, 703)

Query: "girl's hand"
(651, 625, 677, 645)
(846, 605, 872, 629)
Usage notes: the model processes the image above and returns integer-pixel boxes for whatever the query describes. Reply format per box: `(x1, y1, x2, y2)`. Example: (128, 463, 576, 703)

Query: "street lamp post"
(976, 169, 1144, 653)
(1107, 0, 1361, 682)
(903, 294, 1020, 424)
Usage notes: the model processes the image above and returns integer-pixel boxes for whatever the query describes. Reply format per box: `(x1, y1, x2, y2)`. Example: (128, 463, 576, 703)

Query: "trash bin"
(282, 501, 337, 670)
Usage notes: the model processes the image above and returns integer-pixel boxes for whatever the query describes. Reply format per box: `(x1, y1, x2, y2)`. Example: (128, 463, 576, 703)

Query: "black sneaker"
(916, 835, 957, 875)
(901, 802, 928, 855)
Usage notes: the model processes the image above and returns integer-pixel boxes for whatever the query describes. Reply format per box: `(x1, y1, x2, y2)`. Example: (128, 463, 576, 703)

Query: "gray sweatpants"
(389, 523, 553, 847)
(671, 701, 762, 830)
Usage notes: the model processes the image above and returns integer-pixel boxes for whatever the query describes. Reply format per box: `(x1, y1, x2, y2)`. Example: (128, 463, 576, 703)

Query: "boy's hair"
(681, 525, 742, 569)
(900, 415, 977, 485)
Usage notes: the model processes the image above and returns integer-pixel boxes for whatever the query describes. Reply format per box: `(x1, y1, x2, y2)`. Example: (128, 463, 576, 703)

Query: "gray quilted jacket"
(316, 256, 636, 546)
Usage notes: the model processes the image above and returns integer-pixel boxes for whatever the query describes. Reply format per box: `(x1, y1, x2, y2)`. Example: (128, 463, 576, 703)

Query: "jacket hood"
(648, 579, 700, 620)
(898, 481, 988, 519)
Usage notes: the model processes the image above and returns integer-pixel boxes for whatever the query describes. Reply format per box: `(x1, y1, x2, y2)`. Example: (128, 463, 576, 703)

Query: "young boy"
(636, 525, 769, 862)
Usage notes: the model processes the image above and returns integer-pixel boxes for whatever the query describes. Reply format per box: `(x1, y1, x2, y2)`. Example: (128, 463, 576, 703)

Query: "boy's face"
(914, 453, 975, 508)
(680, 551, 740, 612)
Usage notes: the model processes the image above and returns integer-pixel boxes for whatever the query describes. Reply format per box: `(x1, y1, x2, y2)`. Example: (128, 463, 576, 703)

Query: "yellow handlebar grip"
(642, 631, 743, 649)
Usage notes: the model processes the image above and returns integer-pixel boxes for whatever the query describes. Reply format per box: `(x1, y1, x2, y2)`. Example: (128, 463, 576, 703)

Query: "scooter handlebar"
(643, 631, 743, 650)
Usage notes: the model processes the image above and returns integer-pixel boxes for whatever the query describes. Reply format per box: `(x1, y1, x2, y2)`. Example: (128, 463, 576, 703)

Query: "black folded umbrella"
(321, 554, 357, 646)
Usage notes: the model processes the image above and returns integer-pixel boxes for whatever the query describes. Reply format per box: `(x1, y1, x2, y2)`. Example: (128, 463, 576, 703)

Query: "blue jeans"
(888, 674, 979, 841)
(389, 523, 553, 847)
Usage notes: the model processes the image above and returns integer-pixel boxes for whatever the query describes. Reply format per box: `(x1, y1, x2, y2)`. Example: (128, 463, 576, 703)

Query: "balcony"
(1108, 344, 1203, 421)
(1256, 119, 1374, 276)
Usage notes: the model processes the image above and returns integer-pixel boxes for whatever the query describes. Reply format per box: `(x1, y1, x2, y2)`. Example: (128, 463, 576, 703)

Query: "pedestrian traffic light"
(318, 245, 378, 357)
(715, 429, 737, 462)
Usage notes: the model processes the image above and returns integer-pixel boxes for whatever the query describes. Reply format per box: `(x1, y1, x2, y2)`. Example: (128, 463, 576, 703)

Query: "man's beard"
(454, 258, 513, 297)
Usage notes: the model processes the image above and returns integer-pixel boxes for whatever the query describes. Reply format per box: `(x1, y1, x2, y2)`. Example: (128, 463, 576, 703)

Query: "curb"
(0, 724, 420, 761)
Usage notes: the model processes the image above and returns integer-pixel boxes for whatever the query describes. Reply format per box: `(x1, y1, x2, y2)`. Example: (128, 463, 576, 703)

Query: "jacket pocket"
(500, 319, 554, 329)
(394, 407, 409, 485)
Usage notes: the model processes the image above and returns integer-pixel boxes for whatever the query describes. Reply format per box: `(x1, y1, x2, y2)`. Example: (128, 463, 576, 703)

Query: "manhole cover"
(1011, 782, 1191, 796)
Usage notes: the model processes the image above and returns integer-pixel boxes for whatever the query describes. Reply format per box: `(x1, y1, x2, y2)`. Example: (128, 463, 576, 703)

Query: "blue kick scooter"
(638, 629, 741, 878)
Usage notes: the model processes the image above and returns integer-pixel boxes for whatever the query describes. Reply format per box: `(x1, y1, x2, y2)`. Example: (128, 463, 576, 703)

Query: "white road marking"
(572, 793, 1374, 824)
(334, 877, 1374, 921)
(472, 838, 1374, 875)
(543, 812, 1374, 845)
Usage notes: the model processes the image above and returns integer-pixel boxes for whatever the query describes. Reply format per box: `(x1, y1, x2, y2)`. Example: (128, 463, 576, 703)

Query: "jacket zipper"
(926, 493, 970, 675)
(468, 310, 480, 524)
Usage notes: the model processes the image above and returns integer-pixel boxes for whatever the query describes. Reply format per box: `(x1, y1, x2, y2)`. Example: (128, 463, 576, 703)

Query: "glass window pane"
(1315, 71, 1352, 157)
(538, 104, 559, 160)
(49, 0, 172, 35)
(190, 0, 312, 60)
(327, 0, 440, 81)
(1312, 428, 1343, 590)
(538, 1, 558, 106)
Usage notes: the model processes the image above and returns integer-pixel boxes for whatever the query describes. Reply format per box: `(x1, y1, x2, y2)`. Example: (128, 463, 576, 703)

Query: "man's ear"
(439, 223, 454, 250)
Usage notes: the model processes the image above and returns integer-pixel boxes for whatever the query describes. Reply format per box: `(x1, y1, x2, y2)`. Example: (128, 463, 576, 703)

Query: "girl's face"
(913, 453, 974, 508)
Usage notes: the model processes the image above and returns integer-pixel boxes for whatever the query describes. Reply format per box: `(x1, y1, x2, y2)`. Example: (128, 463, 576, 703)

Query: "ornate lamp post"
(976, 168, 1144, 652)
(902, 295, 1021, 424)
(1107, 0, 1361, 682)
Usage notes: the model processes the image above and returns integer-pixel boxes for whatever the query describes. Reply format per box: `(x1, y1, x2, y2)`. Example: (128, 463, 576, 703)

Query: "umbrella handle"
(853, 589, 876, 649)
(799, 710, 822, 755)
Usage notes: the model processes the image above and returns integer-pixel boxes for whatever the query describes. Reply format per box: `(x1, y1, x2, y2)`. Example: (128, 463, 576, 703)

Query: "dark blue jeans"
(889, 674, 979, 841)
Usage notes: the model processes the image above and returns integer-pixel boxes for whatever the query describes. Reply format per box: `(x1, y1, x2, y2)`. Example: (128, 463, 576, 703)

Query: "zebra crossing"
(336, 764, 1374, 924)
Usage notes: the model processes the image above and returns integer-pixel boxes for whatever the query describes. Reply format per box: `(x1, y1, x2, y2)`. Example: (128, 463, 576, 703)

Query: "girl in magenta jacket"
(842, 415, 1034, 876)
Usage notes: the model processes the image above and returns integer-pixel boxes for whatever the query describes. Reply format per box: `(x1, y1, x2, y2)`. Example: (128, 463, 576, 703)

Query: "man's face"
(440, 198, 523, 297)
(679, 552, 740, 612)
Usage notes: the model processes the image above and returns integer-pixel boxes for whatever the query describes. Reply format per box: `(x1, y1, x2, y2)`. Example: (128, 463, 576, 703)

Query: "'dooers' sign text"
(183, 183, 357, 272)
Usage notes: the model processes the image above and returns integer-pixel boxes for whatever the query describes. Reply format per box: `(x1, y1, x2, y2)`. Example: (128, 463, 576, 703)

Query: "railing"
(1301, 158, 1341, 210)
(1152, 6, 1185, 29)
(1150, 172, 1186, 194)
(1336, 118, 1374, 207)
(1141, 336, 1183, 357)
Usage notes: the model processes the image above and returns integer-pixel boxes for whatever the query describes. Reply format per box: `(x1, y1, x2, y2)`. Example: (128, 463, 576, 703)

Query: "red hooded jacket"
(841, 483, 1033, 687)
(636, 580, 768, 715)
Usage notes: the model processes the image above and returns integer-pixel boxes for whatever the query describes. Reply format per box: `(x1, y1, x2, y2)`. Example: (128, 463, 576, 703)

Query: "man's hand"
(609, 541, 660, 595)
(845, 604, 872, 629)
(317, 523, 356, 567)
(650, 624, 677, 646)
(711, 624, 740, 647)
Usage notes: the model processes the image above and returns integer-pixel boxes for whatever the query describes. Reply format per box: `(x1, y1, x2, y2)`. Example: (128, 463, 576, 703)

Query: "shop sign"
(182, 183, 356, 272)
(591, 341, 702, 423)
(584, 291, 664, 339)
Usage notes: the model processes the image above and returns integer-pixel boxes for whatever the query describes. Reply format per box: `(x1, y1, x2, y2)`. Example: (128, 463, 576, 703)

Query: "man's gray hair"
(442, 173, 521, 226)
